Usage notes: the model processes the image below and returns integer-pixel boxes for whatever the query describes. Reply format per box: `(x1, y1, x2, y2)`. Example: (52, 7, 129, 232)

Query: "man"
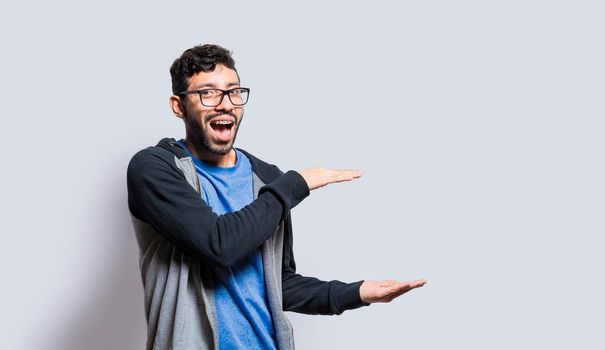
(127, 44, 426, 350)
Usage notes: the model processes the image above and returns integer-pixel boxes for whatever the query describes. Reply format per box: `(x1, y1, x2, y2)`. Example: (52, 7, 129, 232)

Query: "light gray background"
(1, 1, 603, 349)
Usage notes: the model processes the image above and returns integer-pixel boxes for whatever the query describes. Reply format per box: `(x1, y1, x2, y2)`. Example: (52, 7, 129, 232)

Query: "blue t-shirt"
(177, 140, 277, 350)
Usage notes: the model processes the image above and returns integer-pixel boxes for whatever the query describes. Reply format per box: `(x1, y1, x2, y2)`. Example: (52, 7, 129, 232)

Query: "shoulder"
(127, 138, 184, 181)
(236, 148, 284, 183)
(128, 146, 172, 173)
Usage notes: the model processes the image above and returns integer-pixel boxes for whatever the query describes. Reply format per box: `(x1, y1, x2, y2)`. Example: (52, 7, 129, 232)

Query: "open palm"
(359, 279, 427, 304)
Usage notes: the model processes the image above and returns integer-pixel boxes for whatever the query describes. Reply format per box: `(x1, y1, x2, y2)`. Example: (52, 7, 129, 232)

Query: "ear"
(170, 95, 186, 119)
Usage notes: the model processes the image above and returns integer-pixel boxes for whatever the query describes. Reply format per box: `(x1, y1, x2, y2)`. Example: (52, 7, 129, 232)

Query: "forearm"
(127, 150, 309, 267)
(282, 273, 366, 315)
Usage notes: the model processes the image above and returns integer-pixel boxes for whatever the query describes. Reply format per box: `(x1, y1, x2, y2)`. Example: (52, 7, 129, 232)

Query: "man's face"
(181, 64, 244, 155)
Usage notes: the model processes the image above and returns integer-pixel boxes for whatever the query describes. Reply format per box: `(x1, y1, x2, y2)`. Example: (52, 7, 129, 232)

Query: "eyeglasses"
(179, 87, 250, 107)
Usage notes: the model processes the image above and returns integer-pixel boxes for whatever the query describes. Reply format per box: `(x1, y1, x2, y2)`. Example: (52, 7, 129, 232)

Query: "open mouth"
(209, 119, 235, 142)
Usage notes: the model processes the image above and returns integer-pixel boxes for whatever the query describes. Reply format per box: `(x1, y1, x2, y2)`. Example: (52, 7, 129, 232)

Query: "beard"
(184, 109, 241, 156)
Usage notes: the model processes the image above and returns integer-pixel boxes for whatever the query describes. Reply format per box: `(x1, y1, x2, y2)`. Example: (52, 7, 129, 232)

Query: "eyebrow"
(192, 82, 241, 90)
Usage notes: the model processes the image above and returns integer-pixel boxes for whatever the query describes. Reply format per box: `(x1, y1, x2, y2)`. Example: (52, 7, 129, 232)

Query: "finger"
(385, 284, 423, 302)
(397, 281, 427, 295)
(395, 283, 423, 298)
(409, 279, 428, 288)
(332, 169, 363, 180)
(390, 283, 413, 295)
(327, 174, 360, 185)
(345, 169, 363, 178)
(399, 280, 426, 291)
(396, 279, 427, 289)
(388, 281, 421, 294)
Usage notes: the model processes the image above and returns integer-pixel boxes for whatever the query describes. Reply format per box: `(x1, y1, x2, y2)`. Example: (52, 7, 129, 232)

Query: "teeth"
(213, 120, 233, 125)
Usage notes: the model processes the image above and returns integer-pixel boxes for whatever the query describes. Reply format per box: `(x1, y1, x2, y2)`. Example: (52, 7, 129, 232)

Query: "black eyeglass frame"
(178, 87, 251, 107)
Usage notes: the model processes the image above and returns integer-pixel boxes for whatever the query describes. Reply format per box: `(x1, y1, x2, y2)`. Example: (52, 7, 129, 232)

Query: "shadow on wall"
(57, 191, 147, 350)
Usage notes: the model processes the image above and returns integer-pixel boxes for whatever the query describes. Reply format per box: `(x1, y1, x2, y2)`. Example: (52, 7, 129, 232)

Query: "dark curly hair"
(170, 44, 238, 95)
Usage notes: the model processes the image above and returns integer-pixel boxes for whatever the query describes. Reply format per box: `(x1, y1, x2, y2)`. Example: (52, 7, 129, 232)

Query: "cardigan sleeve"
(127, 148, 309, 267)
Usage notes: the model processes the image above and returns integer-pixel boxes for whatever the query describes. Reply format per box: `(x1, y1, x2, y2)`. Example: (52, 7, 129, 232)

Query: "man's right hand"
(298, 168, 363, 191)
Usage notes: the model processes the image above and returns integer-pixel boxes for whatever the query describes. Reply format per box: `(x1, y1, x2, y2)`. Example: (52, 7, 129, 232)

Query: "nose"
(215, 92, 234, 112)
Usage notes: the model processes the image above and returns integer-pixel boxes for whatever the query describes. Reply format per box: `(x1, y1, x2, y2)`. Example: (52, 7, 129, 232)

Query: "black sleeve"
(126, 149, 310, 267)
(281, 215, 369, 315)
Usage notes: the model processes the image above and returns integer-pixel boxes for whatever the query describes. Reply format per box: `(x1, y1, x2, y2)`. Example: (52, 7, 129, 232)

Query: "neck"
(184, 138, 237, 167)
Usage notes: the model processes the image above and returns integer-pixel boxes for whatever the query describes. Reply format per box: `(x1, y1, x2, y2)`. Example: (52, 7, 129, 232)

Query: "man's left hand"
(359, 278, 427, 304)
